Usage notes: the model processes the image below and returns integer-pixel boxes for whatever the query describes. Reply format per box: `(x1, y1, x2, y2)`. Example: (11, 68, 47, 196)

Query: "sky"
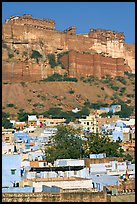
(2, 2, 135, 44)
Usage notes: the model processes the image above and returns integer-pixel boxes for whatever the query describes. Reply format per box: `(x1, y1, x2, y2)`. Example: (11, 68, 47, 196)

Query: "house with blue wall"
(2, 154, 21, 187)
(13, 132, 29, 143)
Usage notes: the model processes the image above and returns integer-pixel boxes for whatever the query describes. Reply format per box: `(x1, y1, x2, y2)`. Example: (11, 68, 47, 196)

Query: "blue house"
(90, 175, 119, 192)
(13, 132, 29, 143)
(2, 154, 21, 187)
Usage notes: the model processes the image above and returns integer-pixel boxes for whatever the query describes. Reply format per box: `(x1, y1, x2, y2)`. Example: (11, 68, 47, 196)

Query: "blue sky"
(2, 2, 135, 43)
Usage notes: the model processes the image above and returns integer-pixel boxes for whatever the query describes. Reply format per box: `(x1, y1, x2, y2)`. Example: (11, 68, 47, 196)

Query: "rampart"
(2, 14, 135, 82)
(5, 14, 55, 30)
(2, 191, 108, 202)
(2, 191, 135, 202)
(60, 51, 131, 78)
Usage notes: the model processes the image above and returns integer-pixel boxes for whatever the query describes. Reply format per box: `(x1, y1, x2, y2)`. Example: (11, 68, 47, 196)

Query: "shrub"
(23, 51, 27, 56)
(17, 109, 29, 122)
(6, 103, 16, 108)
(82, 76, 95, 83)
(40, 95, 46, 100)
(102, 75, 112, 84)
(120, 87, 126, 94)
(126, 99, 131, 104)
(47, 54, 57, 68)
(124, 71, 135, 78)
(41, 73, 78, 82)
(110, 84, 119, 91)
(20, 82, 26, 86)
(126, 94, 134, 98)
(84, 100, 91, 107)
(31, 50, 42, 63)
(69, 90, 75, 94)
(8, 53, 14, 58)
(33, 103, 44, 107)
(116, 76, 127, 85)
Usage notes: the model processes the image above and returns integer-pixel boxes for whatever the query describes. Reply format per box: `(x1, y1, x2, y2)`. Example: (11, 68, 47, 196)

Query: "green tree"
(45, 125, 83, 164)
(2, 112, 13, 129)
(2, 118, 13, 129)
(17, 109, 29, 122)
(83, 132, 124, 158)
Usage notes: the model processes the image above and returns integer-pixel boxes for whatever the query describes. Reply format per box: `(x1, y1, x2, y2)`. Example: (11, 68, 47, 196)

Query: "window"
(11, 169, 16, 175)
(87, 122, 89, 125)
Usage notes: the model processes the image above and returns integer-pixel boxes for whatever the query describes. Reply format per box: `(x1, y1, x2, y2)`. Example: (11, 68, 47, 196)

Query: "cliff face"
(2, 14, 135, 82)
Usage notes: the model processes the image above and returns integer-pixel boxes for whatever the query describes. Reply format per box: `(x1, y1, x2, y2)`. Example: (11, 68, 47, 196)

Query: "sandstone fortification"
(2, 14, 135, 81)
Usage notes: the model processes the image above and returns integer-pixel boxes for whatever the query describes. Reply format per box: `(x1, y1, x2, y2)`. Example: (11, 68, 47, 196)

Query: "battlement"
(5, 14, 55, 30)
(89, 28, 124, 42)
(64, 26, 76, 35)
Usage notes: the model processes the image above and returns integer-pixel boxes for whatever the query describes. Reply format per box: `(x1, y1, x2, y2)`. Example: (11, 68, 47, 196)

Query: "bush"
(126, 94, 134, 98)
(41, 73, 78, 82)
(102, 75, 112, 84)
(33, 103, 44, 107)
(31, 50, 42, 63)
(120, 87, 126, 94)
(23, 51, 27, 56)
(17, 109, 29, 122)
(47, 54, 57, 68)
(8, 53, 14, 58)
(124, 71, 135, 78)
(69, 90, 75, 94)
(6, 103, 16, 108)
(82, 76, 95, 83)
(116, 76, 127, 85)
(110, 84, 119, 91)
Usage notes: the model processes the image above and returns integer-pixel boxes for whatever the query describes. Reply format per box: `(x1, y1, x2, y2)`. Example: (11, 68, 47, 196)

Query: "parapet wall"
(89, 28, 124, 42)
(5, 14, 55, 30)
(2, 191, 108, 202)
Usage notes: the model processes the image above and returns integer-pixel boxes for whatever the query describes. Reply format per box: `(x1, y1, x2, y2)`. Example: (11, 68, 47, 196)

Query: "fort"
(2, 14, 135, 82)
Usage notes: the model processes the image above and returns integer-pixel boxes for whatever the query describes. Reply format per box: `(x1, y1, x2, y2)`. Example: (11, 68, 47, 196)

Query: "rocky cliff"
(2, 14, 135, 82)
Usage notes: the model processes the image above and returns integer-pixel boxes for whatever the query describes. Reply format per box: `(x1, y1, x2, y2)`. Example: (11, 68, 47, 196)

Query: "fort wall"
(60, 51, 131, 78)
(2, 15, 135, 82)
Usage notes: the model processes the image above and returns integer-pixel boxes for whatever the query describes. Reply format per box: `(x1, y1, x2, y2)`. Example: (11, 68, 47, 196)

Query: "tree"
(2, 112, 13, 129)
(83, 132, 124, 158)
(45, 125, 83, 164)
(2, 118, 13, 129)
(17, 109, 29, 122)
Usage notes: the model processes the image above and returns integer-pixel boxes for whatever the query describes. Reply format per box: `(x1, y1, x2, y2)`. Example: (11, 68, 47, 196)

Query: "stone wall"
(84, 157, 124, 168)
(2, 15, 135, 82)
(60, 51, 131, 78)
(110, 193, 135, 202)
(2, 191, 108, 202)
(5, 14, 55, 30)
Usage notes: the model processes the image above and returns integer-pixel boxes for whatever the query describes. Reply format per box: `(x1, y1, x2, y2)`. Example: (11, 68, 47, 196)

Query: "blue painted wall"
(2, 154, 21, 187)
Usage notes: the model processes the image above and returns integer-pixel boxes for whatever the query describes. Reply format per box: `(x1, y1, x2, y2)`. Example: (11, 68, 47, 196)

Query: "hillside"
(2, 14, 135, 119)
(2, 73, 135, 118)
